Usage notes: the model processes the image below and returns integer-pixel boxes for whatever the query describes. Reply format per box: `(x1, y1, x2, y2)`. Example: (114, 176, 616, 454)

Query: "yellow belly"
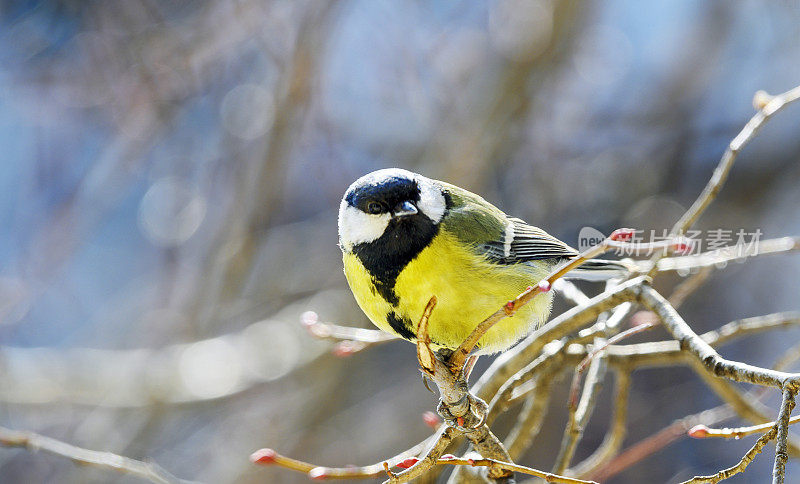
(343, 230, 553, 354)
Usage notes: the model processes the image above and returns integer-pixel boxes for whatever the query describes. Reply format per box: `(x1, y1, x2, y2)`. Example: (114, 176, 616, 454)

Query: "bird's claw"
(437, 394, 488, 430)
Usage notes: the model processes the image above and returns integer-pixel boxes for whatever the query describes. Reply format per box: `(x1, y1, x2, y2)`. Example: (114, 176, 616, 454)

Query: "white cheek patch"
(416, 179, 446, 223)
(338, 200, 391, 249)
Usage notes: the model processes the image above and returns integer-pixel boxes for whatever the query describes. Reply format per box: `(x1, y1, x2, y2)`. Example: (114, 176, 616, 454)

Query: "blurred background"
(2, 0, 800, 482)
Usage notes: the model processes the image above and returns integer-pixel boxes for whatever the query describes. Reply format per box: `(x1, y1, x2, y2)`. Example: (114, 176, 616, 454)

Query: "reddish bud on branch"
(688, 425, 710, 439)
(671, 239, 693, 255)
(538, 280, 551, 292)
(332, 342, 354, 357)
(332, 341, 365, 357)
(396, 457, 420, 469)
(250, 448, 278, 465)
(610, 228, 636, 242)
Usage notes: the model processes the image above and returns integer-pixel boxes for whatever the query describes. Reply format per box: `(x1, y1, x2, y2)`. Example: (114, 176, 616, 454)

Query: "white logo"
(578, 227, 605, 251)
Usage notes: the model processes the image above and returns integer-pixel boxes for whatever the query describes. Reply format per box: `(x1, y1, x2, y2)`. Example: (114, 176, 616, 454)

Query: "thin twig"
(590, 404, 735, 482)
(301, 311, 397, 343)
(553, 279, 592, 306)
(654, 236, 800, 274)
(505, 373, 557, 460)
(773, 386, 796, 484)
(691, 415, 800, 440)
(416, 297, 438, 377)
(644, 86, 800, 280)
(475, 277, 645, 404)
(568, 370, 631, 478)
(553, 355, 607, 474)
(639, 285, 800, 389)
(680, 425, 779, 484)
(433, 455, 598, 484)
(688, 359, 800, 457)
(673, 85, 800, 234)
(576, 320, 659, 376)
(0, 426, 181, 484)
(383, 427, 457, 484)
(669, 266, 713, 308)
(301, 311, 397, 356)
(251, 432, 441, 480)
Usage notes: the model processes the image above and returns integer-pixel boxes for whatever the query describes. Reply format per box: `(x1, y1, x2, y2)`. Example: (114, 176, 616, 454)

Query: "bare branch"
(416, 297, 439, 377)
(252, 86, 800, 483)
(553, 279, 592, 306)
(0, 426, 182, 484)
(252, 430, 445, 480)
(569, 370, 631, 478)
(383, 427, 457, 484)
(505, 373, 556, 460)
(591, 404, 734, 482)
(639, 285, 800, 388)
(669, 266, 714, 308)
(672, 85, 800, 234)
(300, 311, 396, 344)
(434, 455, 598, 484)
(673, 385, 797, 484)
(643, 85, 800, 279)
(680, 424, 778, 484)
(773, 386, 797, 484)
(553, 355, 607, 474)
(655, 237, 800, 273)
(691, 414, 800, 440)
(475, 277, 645, 404)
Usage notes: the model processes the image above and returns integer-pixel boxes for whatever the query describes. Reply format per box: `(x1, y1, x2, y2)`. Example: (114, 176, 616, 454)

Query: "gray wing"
(481, 218, 632, 279)
(482, 217, 578, 264)
(439, 184, 630, 278)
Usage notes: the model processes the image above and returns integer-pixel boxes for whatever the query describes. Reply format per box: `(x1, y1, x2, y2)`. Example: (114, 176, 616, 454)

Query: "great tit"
(338, 168, 629, 354)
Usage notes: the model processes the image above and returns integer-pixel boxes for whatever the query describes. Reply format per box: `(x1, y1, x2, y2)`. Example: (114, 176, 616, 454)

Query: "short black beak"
(392, 200, 418, 217)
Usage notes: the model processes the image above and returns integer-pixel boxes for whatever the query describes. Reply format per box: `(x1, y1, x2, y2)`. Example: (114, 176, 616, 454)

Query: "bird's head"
(338, 168, 448, 252)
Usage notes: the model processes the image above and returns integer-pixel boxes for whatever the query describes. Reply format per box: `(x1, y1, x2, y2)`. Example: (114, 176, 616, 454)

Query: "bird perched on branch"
(338, 168, 629, 354)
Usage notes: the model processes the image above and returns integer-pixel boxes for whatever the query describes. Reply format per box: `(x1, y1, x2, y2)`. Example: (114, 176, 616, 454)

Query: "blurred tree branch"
(0, 426, 184, 484)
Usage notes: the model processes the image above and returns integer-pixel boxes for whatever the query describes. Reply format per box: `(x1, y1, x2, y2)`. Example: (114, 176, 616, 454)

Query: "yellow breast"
(343, 229, 553, 353)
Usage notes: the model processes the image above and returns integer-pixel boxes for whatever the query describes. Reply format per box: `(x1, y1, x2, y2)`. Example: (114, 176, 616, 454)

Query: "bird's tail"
(563, 258, 636, 282)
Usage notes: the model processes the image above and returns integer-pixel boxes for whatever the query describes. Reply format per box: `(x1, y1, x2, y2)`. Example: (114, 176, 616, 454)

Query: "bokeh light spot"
(138, 177, 206, 247)
(179, 338, 243, 399)
(220, 83, 274, 140)
(239, 320, 300, 381)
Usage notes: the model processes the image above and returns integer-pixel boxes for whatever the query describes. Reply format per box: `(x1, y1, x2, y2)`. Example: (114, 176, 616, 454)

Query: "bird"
(338, 168, 630, 355)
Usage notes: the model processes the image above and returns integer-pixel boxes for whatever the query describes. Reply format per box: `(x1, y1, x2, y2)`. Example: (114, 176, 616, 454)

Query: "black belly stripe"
(373, 280, 399, 306)
(387, 311, 416, 340)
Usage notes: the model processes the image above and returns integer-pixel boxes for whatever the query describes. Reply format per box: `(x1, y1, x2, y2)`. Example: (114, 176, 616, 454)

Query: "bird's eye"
(366, 201, 383, 214)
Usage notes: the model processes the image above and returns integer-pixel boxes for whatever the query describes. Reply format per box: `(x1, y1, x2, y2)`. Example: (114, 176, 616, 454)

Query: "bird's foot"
(437, 393, 488, 430)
